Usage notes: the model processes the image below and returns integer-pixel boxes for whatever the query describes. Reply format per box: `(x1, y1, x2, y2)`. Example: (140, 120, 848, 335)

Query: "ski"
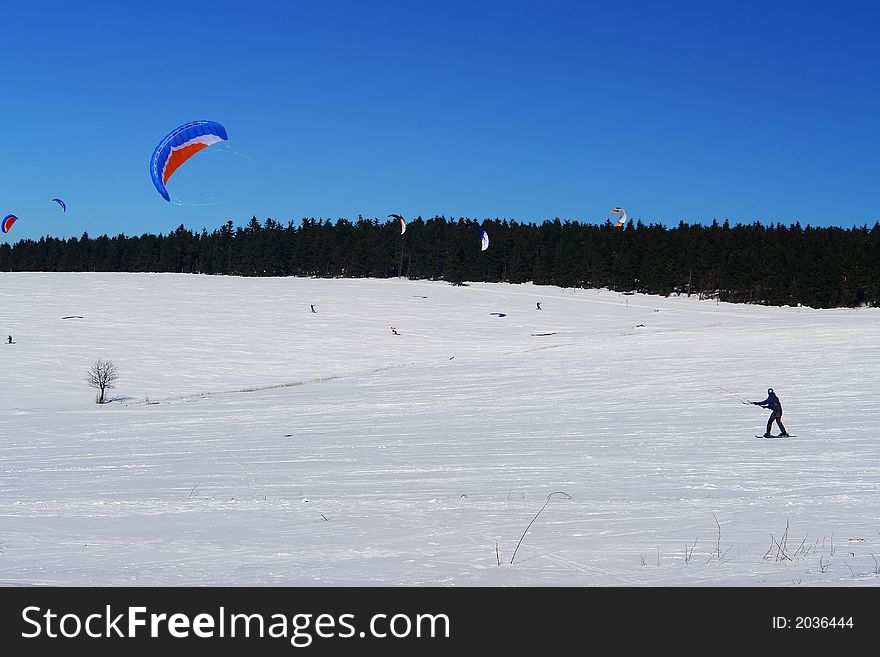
(756, 434, 796, 438)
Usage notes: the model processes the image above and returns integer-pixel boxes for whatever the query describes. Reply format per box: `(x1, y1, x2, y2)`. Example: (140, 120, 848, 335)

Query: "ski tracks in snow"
(124, 363, 416, 408)
(538, 552, 645, 585)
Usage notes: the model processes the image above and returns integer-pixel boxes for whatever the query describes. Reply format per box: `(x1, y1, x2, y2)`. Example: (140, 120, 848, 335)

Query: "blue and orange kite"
(1, 214, 17, 234)
(150, 120, 228, 202)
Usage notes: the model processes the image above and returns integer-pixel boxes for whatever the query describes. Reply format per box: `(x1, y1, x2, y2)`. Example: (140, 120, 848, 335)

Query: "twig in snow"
(720, 545, 734, 564)
(780, 518, 790, 559)
(509, 491, 572, 565)
(771, 535, 792, 562)
(707, 514, 731, 564)
(713, 513, 721, 561)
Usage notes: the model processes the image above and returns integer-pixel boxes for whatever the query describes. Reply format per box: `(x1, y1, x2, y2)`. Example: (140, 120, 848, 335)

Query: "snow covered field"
(1, 272, 879, 586)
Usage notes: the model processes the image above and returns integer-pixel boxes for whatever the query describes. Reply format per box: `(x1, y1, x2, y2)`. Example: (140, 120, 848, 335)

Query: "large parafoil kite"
(150, 120, 228, 202)
(1, 214, 17, 234)
(51, 198, 66, 213)
(611, 207, 627, 228)
(480, 230, 489, 251)
(388, 213, 406, 235)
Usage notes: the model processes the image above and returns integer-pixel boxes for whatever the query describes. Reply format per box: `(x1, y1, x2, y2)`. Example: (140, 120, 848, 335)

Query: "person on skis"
(753, 388, 789, 437)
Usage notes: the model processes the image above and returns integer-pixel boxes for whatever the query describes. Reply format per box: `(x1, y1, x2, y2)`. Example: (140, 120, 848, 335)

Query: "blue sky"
(2, 0, 877, 242)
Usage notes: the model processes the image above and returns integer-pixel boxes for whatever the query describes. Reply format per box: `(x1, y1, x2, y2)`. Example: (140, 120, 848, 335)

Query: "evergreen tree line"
(2, 216, 879, 308)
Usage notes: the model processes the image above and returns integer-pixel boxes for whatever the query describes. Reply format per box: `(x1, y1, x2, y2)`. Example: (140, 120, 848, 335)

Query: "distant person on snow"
(6, 335, 11, 344)
(536, 302, 542, 310)
(390, 326, 400, 335)
(753, 388, 789, 437)
(310, 304, 316, 313)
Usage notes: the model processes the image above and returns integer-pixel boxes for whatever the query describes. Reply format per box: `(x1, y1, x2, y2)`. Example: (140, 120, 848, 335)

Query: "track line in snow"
(539, 552, 645, 585)
(125, 363, 415, 408)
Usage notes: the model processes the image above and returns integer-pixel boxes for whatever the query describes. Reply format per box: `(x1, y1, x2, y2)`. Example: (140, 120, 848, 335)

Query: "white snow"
(1, 272, 879, 586)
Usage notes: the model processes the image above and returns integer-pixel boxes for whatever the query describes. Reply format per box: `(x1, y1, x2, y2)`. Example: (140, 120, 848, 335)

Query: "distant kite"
(51, 198, 67, 213)
(150, 120, 228, 202)
(1, 214, 17, 234)
(480, 230, 489, 251)
(611, 207, 627, 228)
(389, 213, 406, 235)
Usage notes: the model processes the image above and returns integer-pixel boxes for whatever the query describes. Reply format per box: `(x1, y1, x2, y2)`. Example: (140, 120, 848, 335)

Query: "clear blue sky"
(2, 0, 878, 242)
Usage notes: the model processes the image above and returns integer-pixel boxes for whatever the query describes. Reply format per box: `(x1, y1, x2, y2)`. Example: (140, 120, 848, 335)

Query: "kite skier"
(752, 388, 789, 437)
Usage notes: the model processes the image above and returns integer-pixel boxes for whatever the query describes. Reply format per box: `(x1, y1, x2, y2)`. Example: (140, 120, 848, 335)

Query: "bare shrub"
(86, 359, 119, 404)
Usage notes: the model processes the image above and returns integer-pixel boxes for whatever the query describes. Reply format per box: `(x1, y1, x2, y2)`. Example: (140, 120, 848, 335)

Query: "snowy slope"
(1, 272, 879, 586)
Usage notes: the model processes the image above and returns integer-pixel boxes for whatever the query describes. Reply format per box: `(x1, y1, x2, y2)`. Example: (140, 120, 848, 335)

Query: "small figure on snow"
(390, 325, 400, 335)
(310, 304, 316, 313)
(753, 388, 789, 437)
(6, 335, 12, 344)
(536, 302, 542, 310)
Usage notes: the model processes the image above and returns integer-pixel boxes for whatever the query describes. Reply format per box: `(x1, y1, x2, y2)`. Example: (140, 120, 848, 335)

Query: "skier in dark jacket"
(753, 388, 789, 437)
